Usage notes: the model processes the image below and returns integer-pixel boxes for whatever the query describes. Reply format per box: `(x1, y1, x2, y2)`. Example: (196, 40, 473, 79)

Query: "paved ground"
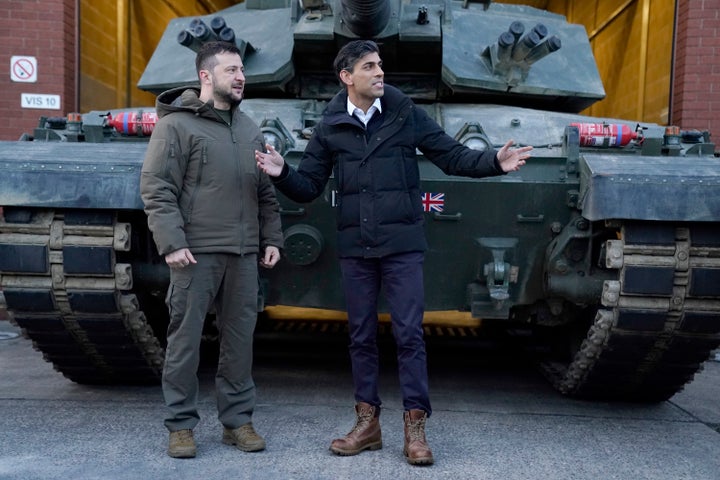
(1, 319, 719, 480)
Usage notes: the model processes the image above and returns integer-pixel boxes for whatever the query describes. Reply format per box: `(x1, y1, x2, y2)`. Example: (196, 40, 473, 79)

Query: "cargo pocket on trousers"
(165, 269, 193, 318)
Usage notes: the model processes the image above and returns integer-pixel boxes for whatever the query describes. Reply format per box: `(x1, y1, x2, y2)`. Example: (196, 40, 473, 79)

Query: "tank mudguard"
(578, 154, 720, 222)
(0, 142, 145, 210)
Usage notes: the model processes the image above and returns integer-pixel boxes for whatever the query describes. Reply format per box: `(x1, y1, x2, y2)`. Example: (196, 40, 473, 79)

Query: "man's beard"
(213, 80, 243, 107)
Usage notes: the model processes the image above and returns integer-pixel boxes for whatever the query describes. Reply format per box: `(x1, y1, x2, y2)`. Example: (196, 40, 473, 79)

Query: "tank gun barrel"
(340, 0, 391, 37)
(138, 0, 603, 111)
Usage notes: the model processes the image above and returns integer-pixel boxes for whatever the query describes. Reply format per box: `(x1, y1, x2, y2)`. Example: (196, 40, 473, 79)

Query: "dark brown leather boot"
(329, 402, 382, 455)
(403, 409, 434, 465)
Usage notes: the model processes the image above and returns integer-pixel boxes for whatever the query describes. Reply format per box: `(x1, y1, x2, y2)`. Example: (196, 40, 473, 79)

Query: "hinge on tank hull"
(466, 237, 518, 319)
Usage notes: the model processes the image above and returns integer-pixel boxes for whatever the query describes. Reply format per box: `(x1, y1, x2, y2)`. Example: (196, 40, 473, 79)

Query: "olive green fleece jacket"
(140, 87, 284, 256)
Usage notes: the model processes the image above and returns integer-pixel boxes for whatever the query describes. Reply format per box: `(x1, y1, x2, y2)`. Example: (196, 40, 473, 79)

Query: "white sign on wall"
(10, 56, 38, 83)
(21, 93, 61, 110)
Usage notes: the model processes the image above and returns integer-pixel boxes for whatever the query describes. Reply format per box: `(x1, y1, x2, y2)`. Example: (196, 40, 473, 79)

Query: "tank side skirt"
(541, 223, 720, 401)
(0, 211, 164, 384)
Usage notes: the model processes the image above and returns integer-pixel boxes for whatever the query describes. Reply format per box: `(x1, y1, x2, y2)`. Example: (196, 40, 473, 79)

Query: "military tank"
(1, 0, 719, 400)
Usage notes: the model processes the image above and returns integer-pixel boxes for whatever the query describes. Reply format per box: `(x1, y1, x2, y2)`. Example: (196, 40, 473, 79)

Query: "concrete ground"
(1, 319, 719, 480)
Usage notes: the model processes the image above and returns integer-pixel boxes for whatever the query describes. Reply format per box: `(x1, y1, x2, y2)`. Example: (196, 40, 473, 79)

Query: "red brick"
(0, 0, 75, 140)
(685, 62, 715, 75)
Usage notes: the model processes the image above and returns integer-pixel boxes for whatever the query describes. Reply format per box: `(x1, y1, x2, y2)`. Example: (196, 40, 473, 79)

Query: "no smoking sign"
(10, 56, 37, 83)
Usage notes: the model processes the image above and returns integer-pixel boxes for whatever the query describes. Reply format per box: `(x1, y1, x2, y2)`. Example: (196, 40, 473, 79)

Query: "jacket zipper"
(185, 142, 207, 224)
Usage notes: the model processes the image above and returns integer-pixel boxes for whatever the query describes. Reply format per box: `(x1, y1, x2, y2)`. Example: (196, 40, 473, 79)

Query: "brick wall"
(672, 0, 720, 144)
(0, 0, 77, 140)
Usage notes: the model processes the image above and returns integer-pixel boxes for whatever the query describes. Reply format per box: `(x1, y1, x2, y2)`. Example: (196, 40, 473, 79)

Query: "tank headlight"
(262, 129, 284, 154)
(260, 118, 295, 156)
(462, 136, 489, 152)
(454, 122, 492, 153)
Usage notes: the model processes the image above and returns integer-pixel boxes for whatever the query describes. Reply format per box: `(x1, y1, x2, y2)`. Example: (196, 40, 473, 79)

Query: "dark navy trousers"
(339, 251, 431, 415)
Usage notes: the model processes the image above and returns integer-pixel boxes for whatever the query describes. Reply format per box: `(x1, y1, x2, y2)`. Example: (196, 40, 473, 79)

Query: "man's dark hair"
(333, 40, 380, 82)
(195, 41, 243, 75)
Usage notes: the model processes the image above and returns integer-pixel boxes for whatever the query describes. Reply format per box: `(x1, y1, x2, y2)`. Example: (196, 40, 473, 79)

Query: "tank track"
(0, 210, 163, 384)
(542, 222, 720, 401)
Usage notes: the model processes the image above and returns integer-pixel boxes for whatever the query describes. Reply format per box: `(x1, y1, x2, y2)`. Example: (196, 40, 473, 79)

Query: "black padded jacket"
(272, 84, 504, 258)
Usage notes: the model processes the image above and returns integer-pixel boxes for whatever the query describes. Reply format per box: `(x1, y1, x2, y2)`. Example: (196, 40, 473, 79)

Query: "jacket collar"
(323, 84, 411, 127)
(156, 86, 239, 124)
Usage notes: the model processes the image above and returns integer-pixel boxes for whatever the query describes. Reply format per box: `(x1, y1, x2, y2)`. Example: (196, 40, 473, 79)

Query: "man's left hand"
(260, 246, 281, 268)
(497, 140, 533, 172)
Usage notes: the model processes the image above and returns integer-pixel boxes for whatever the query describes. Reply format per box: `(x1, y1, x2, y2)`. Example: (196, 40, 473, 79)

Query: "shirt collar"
(346, 97, 383, 120)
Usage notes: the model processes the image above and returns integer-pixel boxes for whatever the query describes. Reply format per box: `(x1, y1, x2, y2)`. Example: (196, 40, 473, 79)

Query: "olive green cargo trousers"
(162, 253, 259, 432)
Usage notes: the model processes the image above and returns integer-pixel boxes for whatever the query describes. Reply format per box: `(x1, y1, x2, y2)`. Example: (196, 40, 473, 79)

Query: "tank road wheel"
(541, 222, 720, 402)
(0, 209, 164, 384)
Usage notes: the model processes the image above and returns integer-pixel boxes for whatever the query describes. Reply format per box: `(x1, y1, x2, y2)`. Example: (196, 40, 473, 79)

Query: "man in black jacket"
(256, 40, 531, 466)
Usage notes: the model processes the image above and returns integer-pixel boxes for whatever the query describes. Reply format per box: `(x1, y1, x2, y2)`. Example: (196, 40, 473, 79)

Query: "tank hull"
(2, 102, 720, 398)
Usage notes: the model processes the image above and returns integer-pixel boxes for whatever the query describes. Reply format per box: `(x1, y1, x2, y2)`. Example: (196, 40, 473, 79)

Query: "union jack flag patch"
(421, 192, 445, 212)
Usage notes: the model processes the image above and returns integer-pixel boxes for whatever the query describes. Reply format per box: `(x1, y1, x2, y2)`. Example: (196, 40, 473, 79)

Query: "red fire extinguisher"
(107, 111, 158, 136)
(570, 122, 638, 147)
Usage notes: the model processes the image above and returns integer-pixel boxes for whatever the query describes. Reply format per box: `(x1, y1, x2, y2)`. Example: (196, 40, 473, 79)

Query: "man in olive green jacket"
(140, 41, 284, 459)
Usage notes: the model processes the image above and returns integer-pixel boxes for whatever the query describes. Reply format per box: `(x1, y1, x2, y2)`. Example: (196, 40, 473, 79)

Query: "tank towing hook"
(478, 237, 519, 310)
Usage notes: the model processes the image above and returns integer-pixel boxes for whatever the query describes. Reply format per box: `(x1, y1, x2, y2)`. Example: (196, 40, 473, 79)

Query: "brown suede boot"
(403, 409, 434, 465)
(329, 402, 382, 456)
(168, 429, 196, 458)
(222, 423, 266, 452)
